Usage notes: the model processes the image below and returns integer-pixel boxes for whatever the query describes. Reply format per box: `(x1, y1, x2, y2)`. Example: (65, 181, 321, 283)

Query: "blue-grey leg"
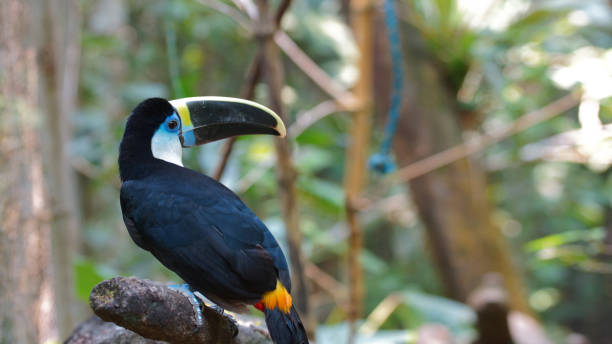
(168, 284, 203, 331)
(193, 291, 238, 336)
(193, 291, 225, 315)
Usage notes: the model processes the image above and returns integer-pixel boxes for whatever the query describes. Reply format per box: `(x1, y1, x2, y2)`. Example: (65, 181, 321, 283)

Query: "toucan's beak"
(169, 96, 286, 147)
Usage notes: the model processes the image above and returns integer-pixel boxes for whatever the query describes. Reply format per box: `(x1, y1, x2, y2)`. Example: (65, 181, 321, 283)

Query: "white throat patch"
(151, 128, 183, 166)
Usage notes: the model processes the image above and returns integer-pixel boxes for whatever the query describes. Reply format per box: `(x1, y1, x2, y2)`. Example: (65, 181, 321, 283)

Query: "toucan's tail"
(264, 305, 309, 344)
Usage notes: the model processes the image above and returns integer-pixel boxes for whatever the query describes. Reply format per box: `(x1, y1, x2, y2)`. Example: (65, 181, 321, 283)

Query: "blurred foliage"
(73, 0, 612, 342)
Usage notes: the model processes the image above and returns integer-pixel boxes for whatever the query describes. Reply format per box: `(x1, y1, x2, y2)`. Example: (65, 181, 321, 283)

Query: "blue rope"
(369, 0, 403, 174)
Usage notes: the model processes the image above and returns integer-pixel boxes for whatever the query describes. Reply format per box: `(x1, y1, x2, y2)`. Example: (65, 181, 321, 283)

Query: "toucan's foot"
(225, 312, 239, 337)
(193, 290, 210, 305)
(191, 291, 238, 336)
(193, 291, 225, 315)
(212, 304, 225, 315)
(169, 284, 203, 332)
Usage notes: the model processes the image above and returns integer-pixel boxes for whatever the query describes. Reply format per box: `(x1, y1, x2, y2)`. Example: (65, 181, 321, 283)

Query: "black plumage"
(118, 98, 307, 343)
(120, 166, 290, 309)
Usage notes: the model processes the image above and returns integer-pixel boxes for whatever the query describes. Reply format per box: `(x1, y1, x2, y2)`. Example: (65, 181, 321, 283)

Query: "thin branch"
(274, 31, 358, 110)
(213, 52, 264, 181)
(388, 92, 581, 183)
(304, 262, 349, 312)
(256, 0, 314, 335)
(359, 293, 404, 335)
(233, 0, 258, 20)
(236, 159, 275, 193)
(195, 0, 252, 30)
(235, 100, 342, 193)
(345, 0, 375, 341)
(213, 137, 238, 181)
(195, 0, 359, 110)
(274, 0, 292, 28)
(288, 100, 340, 138)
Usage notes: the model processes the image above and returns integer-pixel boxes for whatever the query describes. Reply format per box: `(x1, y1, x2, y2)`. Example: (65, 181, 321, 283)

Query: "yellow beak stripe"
(261, 280, 292, 313)
(169, 99, 193, 129)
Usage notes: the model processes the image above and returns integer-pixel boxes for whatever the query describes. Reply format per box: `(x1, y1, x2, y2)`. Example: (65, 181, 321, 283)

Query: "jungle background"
(1, 0, 612, 343)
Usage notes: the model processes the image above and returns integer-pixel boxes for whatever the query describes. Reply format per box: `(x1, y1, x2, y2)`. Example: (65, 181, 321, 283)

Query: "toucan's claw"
(212, 304, 225, 315)
(226, 312, 239, 337)
(192, 291, 238, 337)
(193, 290, 209, 304)
(169, 284, 203, 332)
(193, 290, 225, 314)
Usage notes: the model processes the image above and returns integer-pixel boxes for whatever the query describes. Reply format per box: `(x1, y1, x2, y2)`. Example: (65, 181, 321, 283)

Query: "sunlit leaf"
(525, 227, 605, 252)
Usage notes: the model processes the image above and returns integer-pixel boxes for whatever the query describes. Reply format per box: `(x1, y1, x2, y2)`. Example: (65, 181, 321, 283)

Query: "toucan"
(118, 97, 308, 344)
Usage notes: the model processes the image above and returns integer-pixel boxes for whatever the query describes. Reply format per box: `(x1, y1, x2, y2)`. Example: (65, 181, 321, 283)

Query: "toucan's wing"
(120, 172, 288, 300)
(197, 184, 292, 291)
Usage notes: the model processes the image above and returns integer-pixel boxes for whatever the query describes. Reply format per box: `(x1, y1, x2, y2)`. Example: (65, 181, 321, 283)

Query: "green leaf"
(74, 258, 109, 302)
(525, 227, 605, 252)
(297, 177, 345, 214)
(361, 250, 389, 274)
(295, 147, 335, 174)
(434, 0, 455, 30)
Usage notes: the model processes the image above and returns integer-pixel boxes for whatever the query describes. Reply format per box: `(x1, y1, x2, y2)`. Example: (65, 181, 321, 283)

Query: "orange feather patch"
(259, 280, 292, 313)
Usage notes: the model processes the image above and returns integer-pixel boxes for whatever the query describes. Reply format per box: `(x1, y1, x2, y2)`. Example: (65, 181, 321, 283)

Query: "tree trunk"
(0, 0, 57, 342)
(255, 0, 314, 335)
(376, 23, 528, 311)
(39, 0, 82, 337)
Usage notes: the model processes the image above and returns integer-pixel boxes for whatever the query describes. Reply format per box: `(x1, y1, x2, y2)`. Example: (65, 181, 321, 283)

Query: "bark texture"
(373, 19, 528, 310)
(65, 316, 166, 344)
(0, 0, 57, 342)
(67, 277, 272, 344)
(40, 0, 83, 337)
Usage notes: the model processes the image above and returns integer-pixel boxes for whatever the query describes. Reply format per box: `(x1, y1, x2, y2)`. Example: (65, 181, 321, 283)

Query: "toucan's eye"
(167, 119, 179, 131)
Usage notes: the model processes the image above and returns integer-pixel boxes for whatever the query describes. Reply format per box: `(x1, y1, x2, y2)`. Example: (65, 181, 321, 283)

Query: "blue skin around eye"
(165, 113, 181, 133)
(165, 112, 195, 146)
